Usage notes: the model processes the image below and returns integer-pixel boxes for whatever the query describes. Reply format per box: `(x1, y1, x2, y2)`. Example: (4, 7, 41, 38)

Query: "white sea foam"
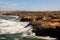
(0, 19, 31, 34)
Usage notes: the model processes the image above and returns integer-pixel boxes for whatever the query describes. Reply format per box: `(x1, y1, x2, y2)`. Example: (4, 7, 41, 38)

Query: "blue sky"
(0, 0, 60, 11)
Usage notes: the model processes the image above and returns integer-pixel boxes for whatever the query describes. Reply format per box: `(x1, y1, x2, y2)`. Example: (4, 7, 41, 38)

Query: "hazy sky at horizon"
(0, 0, 60, 11)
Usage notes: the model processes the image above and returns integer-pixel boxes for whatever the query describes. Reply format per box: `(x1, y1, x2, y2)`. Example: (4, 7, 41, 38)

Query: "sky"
(0, 0, 60, 11)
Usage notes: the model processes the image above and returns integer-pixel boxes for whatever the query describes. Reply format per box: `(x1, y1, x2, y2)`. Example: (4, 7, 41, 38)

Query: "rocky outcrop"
(1, 11, 60, 39)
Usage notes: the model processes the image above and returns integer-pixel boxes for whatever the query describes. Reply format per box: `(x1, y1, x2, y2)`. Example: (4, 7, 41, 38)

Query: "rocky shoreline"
(0, 11, 60, 40)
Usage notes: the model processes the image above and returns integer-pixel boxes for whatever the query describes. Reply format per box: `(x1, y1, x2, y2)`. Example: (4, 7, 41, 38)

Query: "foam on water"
(0, 19, 31, 34)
